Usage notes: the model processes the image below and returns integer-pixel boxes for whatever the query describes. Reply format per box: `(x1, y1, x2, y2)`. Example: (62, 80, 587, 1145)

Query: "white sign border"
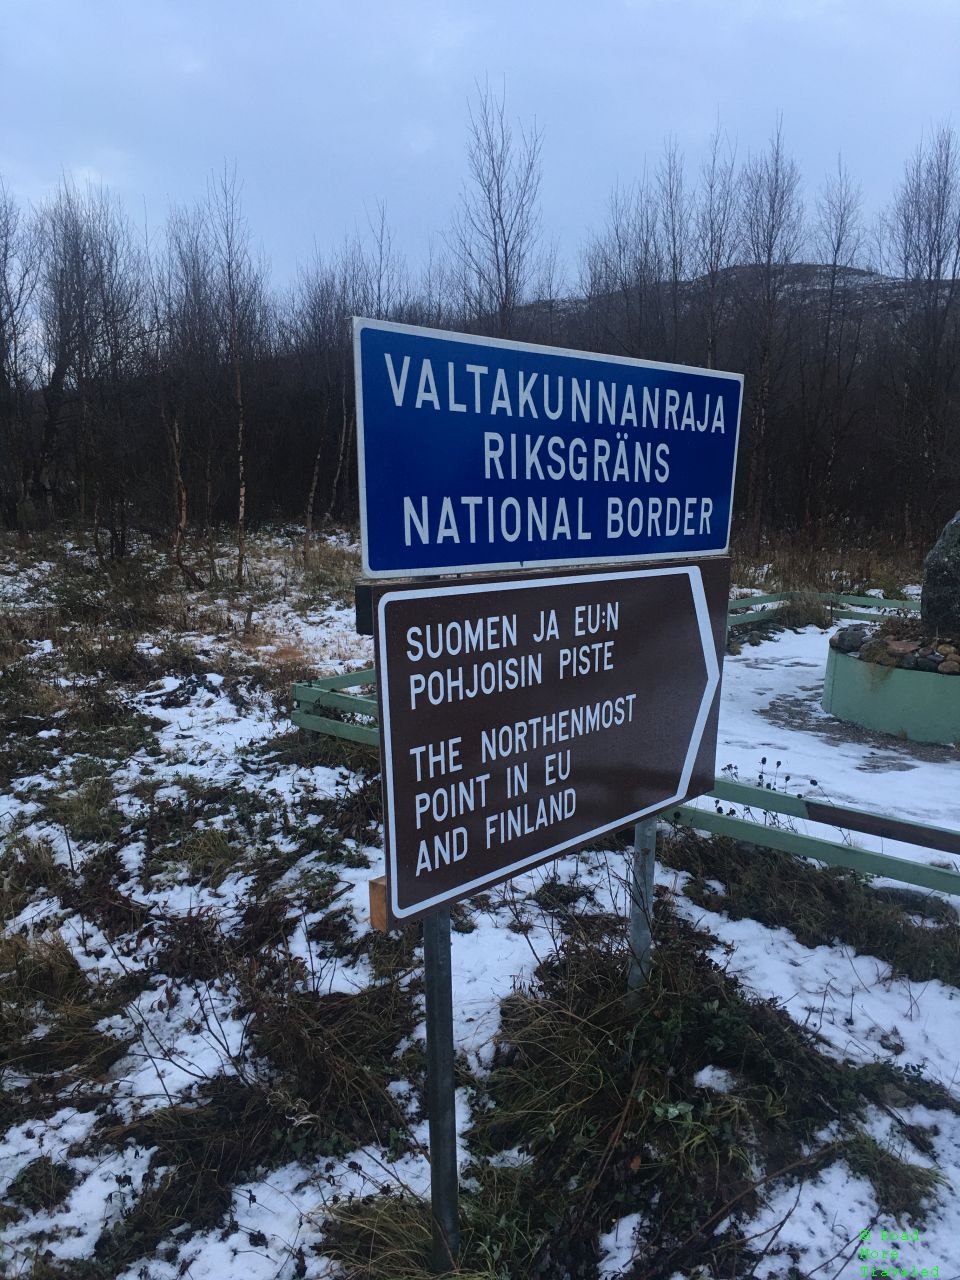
(354, 315, 744, 580)
(377, 564, 721, 920)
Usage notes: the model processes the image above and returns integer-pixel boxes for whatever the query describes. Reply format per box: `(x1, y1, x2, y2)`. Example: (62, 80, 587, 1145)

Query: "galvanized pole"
(422, 907, 460, 1274)
(628, 818, 657, 992)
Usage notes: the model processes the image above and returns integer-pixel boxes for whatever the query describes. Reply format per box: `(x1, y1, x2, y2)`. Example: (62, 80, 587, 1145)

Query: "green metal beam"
(729, 592, 791, 610)
(297, 668, 376, 691)
(726, 609, 780, 627)
(670, 803, 960, 897)
(291, 708, 379, 746)
(832, 608, 904, 623)
(728, 591, 914, 613)
(293, 684, 378, 717)
(828, 593, 914, 611)
(728, 603, 916, 631)
(711, 779, 960, 856)
(712, 779, 809, 818)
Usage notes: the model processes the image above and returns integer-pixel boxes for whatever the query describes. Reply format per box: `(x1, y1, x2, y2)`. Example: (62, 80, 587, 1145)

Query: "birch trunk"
(233, 321, 246, 587)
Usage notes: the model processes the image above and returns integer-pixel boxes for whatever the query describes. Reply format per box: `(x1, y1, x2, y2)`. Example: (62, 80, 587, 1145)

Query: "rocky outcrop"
(828, 513, 960, 673)
(829, 626, 960, 673)
(922, 511, 960, 634)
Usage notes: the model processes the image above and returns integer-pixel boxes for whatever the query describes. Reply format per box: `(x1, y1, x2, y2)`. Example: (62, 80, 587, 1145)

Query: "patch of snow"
(693, 1064, 736, 1092)
(597, 1211, 644, 1277)
(670, 887, 960, 1091)
(747, 1158, 876, 1278)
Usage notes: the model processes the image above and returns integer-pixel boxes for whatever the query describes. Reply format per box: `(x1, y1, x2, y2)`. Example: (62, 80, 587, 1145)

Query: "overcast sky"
(2, 0, 958, 286)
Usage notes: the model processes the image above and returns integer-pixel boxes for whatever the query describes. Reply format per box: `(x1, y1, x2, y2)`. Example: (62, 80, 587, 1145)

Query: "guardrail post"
(628, 817, 657, 992)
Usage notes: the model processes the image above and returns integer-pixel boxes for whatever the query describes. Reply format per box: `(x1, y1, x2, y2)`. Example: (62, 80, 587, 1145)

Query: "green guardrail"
(727, 590, 916, 628)
(674, 777, 960, 897)
(670, 804, 960, 897)
(291, 588, 957, 897)
(292, 667, 378, 746)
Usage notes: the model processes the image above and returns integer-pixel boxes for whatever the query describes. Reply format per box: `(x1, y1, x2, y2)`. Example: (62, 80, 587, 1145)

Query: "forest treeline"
(1, 92, 959, 577)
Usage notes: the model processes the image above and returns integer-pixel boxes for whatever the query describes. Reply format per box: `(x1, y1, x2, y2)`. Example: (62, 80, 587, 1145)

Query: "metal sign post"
(628, 817, 657, 993)
(422, 908, 459, 1273)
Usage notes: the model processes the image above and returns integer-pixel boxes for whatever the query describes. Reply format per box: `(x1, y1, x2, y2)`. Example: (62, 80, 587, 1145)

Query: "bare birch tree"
(290, 250, 346, 561)
(656, 138, 692, 359)
(738, 122, 804, 545)
(0, 180, 40, 527)
(802, 158, 864, 525)
(580, 179, 663, 357)
(84, 189, 146, 557)
(692, 123, 740, 368)
(209, 166, 263, 585)
(883, 124, 960, 533)
(149, 210, 212, 586)
(34, 182, 90, 517)
(449, 81, 544, 336)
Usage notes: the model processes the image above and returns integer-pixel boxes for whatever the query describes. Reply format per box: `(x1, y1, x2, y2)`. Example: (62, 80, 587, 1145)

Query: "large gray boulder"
(922, 511, 960, 634)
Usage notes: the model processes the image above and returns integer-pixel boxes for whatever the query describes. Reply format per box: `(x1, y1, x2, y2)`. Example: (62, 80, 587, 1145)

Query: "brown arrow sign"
(374, 559, 729, 921)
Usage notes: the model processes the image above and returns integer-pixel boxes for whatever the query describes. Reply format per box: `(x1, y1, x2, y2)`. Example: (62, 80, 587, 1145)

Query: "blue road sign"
(354, 318, 743, 578)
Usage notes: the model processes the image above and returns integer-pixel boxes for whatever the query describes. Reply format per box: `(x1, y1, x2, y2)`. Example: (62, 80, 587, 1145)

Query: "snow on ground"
(597, 1212, 647, 1278)
(672, 888, 960, 1088)
(704, 626, 960, 868)
(590, 624, 960, 1280)
(2, 540, 959, 1278)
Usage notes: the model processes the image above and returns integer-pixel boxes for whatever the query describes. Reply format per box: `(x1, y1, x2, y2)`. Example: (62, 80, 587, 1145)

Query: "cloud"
(412, 12, 484, 71)
(67, 148, 132, 192)
(177, 54, 207, 76)
(403, 123, 439, 156)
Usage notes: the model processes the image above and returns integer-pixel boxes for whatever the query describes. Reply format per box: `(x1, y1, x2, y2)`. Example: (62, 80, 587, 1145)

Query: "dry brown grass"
(241, 637, 321, 704)
(0, 836, 62, 921)
(44, 774, 125, 845)
(161, 826, 237, 888)
(302, 538, 361, 602)
(0, 609, 59, 664)
(6, 1155, 78, 1214)
(0, 934, 88, 1004)
(245, 974, 419, 1154)
(730, 530, 923, 596)
(0, 934, 133, 1080)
